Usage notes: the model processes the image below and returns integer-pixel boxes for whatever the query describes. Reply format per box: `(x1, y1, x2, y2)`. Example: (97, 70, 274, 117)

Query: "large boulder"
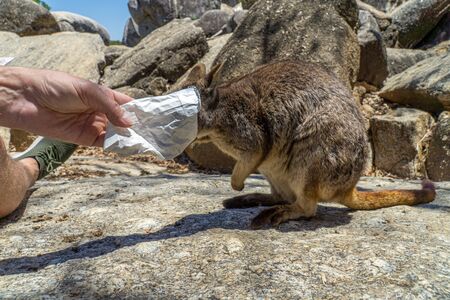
(123, 0, 221, 46)
(417, 12, 450, 50)
(177, 0, 221, 19)
(191, 0, 360, 172)
(426, 112, 450, 181)
(174, 33, 233, 89)
(114, 86, 148, 99)
(194, 9, 232, 37)
(390, 0, 450, 48)
(214, 0, 360, 88)
(362, 0, 407, 12)
(379, 53, 450, 113)
(52, 11, 111, 45)
(386, 48, 434, 77)
(105, 45, 130, 66)
(122, 18, 141, 47)
(370, 108, 434, 178)
(104, 19, 208, 94)
(357, 10, 388, 87)
(0, 0, 59, 36)
(0, 31, 106, 83)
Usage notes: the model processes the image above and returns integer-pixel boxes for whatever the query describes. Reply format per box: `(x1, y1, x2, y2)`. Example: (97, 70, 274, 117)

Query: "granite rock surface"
(0, 156, 449, 298)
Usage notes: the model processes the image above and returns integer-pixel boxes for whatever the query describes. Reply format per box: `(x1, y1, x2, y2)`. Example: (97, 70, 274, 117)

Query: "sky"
(45, 0, 130, 41)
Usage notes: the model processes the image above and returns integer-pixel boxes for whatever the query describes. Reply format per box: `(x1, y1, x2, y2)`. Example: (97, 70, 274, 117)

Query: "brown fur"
(180, 60, 436, 229)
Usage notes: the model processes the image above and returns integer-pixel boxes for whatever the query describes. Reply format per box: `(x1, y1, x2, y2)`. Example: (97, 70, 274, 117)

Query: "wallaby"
(181, 60, 436, 229)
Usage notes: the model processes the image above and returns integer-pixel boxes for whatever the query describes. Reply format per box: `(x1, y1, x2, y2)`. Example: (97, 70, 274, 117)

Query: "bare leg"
(0, 138, 38, 218)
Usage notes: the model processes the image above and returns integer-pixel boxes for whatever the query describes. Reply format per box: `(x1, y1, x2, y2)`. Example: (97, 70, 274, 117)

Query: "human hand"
(0, 67, 133, 146)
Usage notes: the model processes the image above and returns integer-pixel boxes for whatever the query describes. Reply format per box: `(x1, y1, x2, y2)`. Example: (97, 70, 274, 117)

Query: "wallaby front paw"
(231, 180, 244, 191)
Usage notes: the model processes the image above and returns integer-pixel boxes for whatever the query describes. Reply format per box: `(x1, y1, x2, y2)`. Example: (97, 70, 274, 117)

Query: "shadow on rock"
(0, 205, 352, 276)
(0, 187, 37, 230)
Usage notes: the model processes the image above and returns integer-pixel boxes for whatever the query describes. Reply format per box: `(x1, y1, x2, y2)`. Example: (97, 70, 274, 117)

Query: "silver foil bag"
(104, 87, 200, 160)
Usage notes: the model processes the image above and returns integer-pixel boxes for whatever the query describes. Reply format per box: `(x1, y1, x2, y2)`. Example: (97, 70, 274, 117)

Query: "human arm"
(0, 67, 133, 146)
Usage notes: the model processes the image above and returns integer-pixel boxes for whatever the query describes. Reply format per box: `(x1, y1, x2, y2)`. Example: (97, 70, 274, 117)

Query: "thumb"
(80, 82, 134, 127)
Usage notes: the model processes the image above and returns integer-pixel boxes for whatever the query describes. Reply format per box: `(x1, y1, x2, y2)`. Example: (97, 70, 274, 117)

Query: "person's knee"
(0, 138, 33, 218)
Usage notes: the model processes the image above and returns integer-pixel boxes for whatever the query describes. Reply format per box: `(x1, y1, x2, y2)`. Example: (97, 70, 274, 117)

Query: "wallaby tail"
(341, 180, 436, 210)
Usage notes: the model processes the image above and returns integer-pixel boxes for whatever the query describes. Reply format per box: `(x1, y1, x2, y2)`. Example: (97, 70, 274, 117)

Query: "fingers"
(112, 90, 133, 105)
(78, 81, 133, 128)
(93, 132, 106, 147)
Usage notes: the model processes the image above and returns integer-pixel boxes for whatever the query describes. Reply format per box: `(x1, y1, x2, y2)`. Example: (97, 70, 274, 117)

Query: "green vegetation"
(32, 0, 51, 11)
(109, 40, 123, 46)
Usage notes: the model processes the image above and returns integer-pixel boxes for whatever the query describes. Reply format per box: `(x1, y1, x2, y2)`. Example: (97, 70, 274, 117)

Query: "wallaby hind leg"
(250, 195, 318, 229)
(223, 193, 288, 209)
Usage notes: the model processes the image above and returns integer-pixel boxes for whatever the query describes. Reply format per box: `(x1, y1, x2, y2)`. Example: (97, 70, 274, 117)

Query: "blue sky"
(45, 0, 130, 41)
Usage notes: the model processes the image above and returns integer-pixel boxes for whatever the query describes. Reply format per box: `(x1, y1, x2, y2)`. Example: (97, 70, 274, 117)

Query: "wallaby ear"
(187, 63, 207, 83)
(206, 63, 224, 87)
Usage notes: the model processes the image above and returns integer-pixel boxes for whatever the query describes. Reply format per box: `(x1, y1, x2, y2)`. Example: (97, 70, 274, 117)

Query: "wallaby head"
(181, 63, 224, 140)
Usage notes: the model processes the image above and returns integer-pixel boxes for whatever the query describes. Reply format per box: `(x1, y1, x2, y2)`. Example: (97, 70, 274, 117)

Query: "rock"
(222, 0, 238, 7)
(122, 18, 141, 47)
(127, 0, 174, 25)
(124, 0, 221, 46)
(134, 77, 169, 96)
(357, 10, 388, 87)
(390, 0, 450, 48)
(214, 0, 360, 89)
(194, 9, 232, 37)
(186, 143, 235, 173)
(370, 108, 434, 178)
(356, 1, 392, 21)
(417, 12, 450, 50)
(172, 33, 234, 171)
(104, 19, 208, 92)
(382, 21, 399, 48)
(177, 0, 221, 19)
(223, 9, 248, 33)
(362, 0, 407, 12)
(0, 154, 449, 298)
(0, 32, 106, 83)
(220, 3, 235, 15)
(386, 48, 434, 77)
(0, 0, 59, 36)
(432, 40, 450, 56)
(240, 0, 258, 9)
(200, 0, 360, 172)
(364, 139, 374, 175)
(379, 53, 450, 113)
(114, 86, 148, 99)
(105, 45, 130, 66)
(174, 33, 232, 90)
(426, 112, 450, 181)
(0, 127, 10, 151)
(52, 11, 111, 45)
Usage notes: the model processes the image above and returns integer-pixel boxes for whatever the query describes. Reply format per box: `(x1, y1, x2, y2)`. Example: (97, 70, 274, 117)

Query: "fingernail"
(121, 116, 134, 127)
